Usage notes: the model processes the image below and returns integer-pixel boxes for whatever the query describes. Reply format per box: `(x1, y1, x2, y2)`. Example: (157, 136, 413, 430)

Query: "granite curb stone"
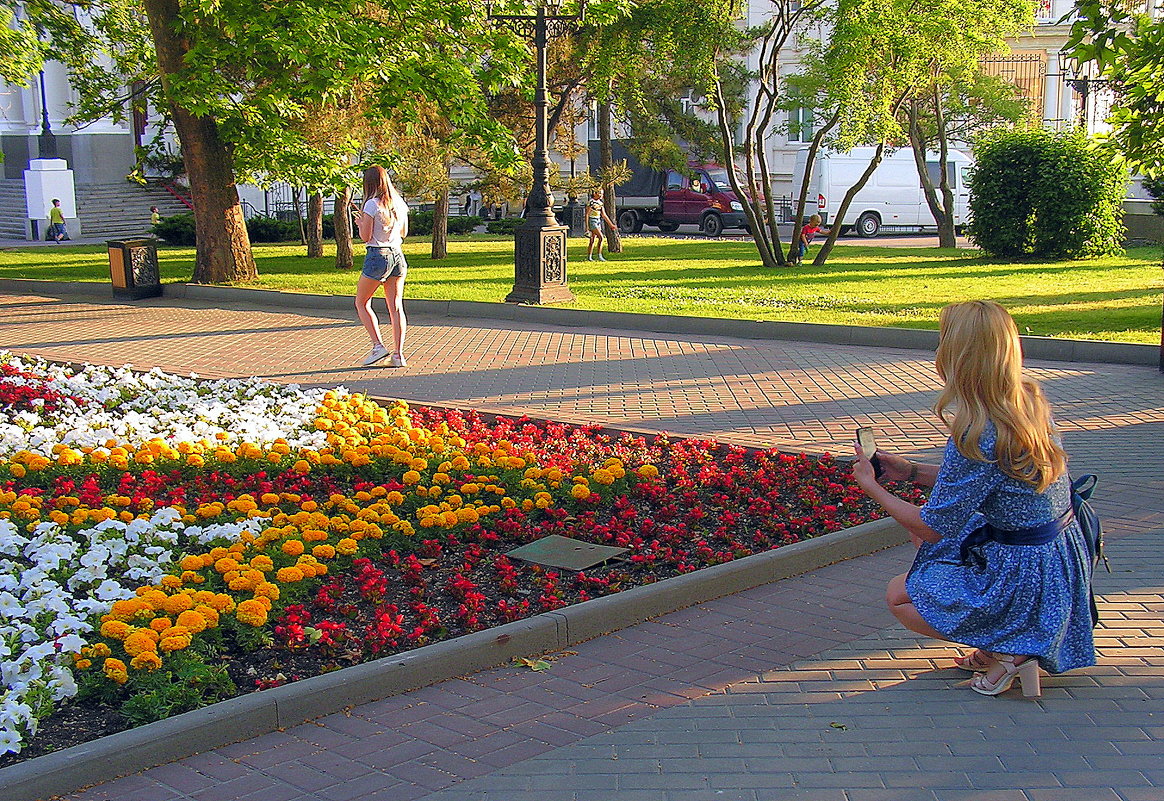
(0, 517, 907, 801)
(0, 278, 1155, 366)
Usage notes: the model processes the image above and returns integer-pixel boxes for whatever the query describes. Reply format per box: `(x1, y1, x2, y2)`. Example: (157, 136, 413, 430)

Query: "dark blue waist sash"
(959, 507, 1074, 570)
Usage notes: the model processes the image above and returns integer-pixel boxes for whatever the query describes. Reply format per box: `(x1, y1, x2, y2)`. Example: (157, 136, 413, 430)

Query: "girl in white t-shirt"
(355, 165, 411, 367)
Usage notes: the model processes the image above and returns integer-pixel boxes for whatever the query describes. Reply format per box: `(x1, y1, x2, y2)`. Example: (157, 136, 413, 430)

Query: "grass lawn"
(1, 235, 1160, 343)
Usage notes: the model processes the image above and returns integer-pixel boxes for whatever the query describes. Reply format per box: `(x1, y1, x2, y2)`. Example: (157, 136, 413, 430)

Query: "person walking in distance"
(586, 188, 616, 261)
(354, 165, 410, 368)
(47, 199, 69, 242)
(851, 301, 1095, 698)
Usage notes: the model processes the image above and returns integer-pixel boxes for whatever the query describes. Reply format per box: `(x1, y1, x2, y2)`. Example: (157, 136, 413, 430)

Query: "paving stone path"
(2, 290, 1162, 800)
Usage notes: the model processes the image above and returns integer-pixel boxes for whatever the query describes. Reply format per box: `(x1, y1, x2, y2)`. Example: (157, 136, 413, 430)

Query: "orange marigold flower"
(149, 617, 173, 633)
(281, 539, 305, 557)
(123, 630, 159, 657)
(176, 609, 209, 633)
(312, 544, 336, 559)
(99, 620, 132, 640)
(336, 538, 358, 556)
(163, 594, 195, 615)
(130, 652, 163, 671)
(103, 658, 129, 684)
(276, 566, 305, 583)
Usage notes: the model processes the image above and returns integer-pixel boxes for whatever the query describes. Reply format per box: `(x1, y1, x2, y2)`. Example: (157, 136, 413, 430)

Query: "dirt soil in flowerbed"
(1, 407, 920, 769)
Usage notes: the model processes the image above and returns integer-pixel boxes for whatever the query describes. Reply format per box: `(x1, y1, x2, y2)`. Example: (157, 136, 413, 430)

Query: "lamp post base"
(506, 222, 574, 304)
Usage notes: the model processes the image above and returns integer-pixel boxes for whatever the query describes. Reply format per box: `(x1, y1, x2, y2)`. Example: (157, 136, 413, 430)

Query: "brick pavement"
(2, 290, 1162, 800)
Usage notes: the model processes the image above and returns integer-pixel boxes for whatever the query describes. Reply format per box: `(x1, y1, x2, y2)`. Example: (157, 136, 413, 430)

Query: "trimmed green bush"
(246, 216, 299, 243)
(406, 210, 481, 237)
(152, 213, 196, 246)
(967, 129, 1127, 259)
(485, 218, 523, 236)
(1142, 175, 1164, 217)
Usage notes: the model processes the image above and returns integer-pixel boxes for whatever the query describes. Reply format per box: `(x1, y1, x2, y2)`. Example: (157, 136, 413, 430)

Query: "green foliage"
(967, 129, 1127, 259)
(152, 213, 197, 246)
(118, 652, 236, 726)
(1068, 1, 1164, 177)
(485, 218, 524, 236)
(246, 217, 300, 244)
(407, 211, 482, 237)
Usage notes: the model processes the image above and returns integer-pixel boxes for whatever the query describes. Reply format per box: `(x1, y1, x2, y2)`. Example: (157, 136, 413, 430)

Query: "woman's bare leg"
(381, 275, 407, 356)
(355, 275, 384, 346)
(886, 573, 948, 641)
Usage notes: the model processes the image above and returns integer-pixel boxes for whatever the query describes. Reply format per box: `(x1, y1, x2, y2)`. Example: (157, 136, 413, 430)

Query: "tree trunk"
(334, 187, 354, 270)
(292, 186, 306, 244)
(432, 186, 449, 260)
(598, 100, 622, 253)
(908, 97, 957, 249)
(142, 0, 255, 284)
(813, 143, 887, 266)
(306, 192, 324, 257)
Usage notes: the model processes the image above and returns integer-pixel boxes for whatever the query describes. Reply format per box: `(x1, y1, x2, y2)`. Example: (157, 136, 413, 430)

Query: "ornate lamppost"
(489, 0, 585, 304)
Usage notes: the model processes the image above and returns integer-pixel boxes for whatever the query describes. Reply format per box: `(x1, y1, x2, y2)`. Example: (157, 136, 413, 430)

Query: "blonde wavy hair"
(362, 165, 409, 239)
(933, 301, 1067, 492)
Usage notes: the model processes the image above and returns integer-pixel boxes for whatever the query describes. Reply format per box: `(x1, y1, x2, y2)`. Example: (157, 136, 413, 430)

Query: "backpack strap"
(1072, 474, 1098, 502)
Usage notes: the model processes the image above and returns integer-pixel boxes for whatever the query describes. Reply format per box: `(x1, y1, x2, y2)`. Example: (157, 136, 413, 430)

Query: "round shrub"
(967, 129, 1127, 259)
(152, 213, 196, 246)
(408, 210, 435, 237)
(485, 218, 523, 236)
(246, 216, 299, 243)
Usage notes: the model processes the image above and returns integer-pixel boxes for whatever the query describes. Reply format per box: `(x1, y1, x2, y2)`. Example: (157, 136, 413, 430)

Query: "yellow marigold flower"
(9, 464, 26, 478)
(235, 599, 268, 627)
(99, 620, 132, 640)
(281, 539, 305, 557)
(385, 491, 405, 505)
(123, 630, 159, 657)
(592, 468, 615, 486)
(229, 575, 257, 592)
(131, 652, 163, 671)
(336, 538, 358, 556)
(187, 454, 205, 468)
(402, 470, 421, 485)
(292, 460, 311, 474)
(103, 658, 129, 684)
(191, 604, 218, 625)
(457, 508, 480, 523)
(312, 544, 336, 559)
(181, 571, 205, 585)
(571, 483, 591, 499)
(163, 594, 195, 615)
(149, 617, 173, 633)
(159, 633, 191, 653)
(301, 500, 319, 512)
(177, 610, 209, 633)
(207, 593, 236, 613)
(254, 582, 280, 601)
(91, 642, 112, 658)
(160, 574, 183, 589)
(636, 464, 659, 478)
(276, 566, 305, 583)
(502, 497, 517, 509)
(179, 555, 204, 571)
(74, 658, 92, 670)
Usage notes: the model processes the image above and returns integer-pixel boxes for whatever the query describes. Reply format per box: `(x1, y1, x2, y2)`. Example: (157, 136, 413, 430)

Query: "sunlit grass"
(1, 235, 1159, 343)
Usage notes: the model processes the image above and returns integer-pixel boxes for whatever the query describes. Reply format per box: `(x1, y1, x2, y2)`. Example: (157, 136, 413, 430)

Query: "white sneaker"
(390, 353, 408, 368)
(598, 254, 607, 261)
(588, 255, 594, 260)
(361, 344, 390, 366)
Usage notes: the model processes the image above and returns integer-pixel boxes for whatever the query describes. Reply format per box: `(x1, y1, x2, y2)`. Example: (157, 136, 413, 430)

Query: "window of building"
(788, 106, 815, 143)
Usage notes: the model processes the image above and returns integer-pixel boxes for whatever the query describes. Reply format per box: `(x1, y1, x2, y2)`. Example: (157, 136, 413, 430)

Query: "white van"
(792, 147, 973, 237)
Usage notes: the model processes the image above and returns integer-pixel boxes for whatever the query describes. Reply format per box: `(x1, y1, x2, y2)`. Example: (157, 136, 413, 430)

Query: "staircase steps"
(76, 183, 192, 240)
(0, 179, 28, 239)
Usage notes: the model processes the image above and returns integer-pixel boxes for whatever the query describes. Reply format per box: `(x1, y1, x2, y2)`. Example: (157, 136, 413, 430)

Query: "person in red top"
(797, 213, 830, 262)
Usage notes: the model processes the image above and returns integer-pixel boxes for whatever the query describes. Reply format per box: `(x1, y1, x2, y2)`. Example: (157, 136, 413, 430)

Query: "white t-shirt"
(362, 196, 404, 248)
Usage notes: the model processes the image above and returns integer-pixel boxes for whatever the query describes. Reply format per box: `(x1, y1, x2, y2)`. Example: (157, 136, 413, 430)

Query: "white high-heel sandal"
(970, 655, 1041, 697)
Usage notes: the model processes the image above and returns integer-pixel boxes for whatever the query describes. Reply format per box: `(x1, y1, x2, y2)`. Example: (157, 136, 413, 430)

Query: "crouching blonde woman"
(355, 165, 410, 368)
(852, 300, 1095, 697)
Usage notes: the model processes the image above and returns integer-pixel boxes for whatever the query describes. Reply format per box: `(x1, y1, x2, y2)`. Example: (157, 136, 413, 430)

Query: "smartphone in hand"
(856, 427, 884, 479)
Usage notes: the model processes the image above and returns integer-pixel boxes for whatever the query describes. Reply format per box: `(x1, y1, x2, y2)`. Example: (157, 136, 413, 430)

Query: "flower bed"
(0, 353, 921, 766)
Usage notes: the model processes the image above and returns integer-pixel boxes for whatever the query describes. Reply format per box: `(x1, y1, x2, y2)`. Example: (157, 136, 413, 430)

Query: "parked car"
(589, 141, 749, 236)
(792, 147, 973, 237)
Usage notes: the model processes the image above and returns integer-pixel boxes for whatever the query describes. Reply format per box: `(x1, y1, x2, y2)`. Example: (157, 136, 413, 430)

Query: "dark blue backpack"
(1072, 474, 1109, 626)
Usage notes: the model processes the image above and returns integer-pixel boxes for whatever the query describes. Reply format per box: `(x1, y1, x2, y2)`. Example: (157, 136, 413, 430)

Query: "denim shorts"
(361, 246, 407, 281)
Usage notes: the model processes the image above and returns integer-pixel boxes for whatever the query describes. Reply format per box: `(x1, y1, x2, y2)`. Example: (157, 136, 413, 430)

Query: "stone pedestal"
(24, 158, 78, 240)
(506, 222, 574, 304)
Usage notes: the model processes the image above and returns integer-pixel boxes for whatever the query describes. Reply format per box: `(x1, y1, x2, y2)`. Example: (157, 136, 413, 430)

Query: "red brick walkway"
(2, 290, 1162, 800)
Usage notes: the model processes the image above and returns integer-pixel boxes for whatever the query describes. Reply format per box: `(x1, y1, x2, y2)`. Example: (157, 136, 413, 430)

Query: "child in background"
(47, 199, 69, 242)
(797, 213, 829, 261)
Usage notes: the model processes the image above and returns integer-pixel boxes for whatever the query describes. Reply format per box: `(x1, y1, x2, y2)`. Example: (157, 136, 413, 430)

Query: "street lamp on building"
(488, 0, 585, 304)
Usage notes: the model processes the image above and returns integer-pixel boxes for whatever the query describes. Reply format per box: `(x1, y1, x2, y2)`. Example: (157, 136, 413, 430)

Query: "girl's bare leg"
(381, 275, 407, 356)
(886, 573, 948, 641)
(355, 275, 384, 346)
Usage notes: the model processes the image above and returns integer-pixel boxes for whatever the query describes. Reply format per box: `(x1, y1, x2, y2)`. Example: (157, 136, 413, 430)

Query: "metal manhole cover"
(506, 534, 629, 571)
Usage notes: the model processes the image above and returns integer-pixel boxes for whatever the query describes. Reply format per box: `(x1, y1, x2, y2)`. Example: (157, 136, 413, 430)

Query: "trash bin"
(107, 238, 162, 300)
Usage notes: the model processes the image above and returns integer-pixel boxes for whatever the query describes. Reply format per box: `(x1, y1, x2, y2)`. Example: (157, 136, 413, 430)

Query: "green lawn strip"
(1, 237, 1160, 343)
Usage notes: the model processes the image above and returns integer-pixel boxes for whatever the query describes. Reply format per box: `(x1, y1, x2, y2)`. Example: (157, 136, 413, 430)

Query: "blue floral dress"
(907, 428, 1096, 674)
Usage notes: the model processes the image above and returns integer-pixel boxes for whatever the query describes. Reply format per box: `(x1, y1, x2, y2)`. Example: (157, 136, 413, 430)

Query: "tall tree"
(7, 0, 521, 282)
